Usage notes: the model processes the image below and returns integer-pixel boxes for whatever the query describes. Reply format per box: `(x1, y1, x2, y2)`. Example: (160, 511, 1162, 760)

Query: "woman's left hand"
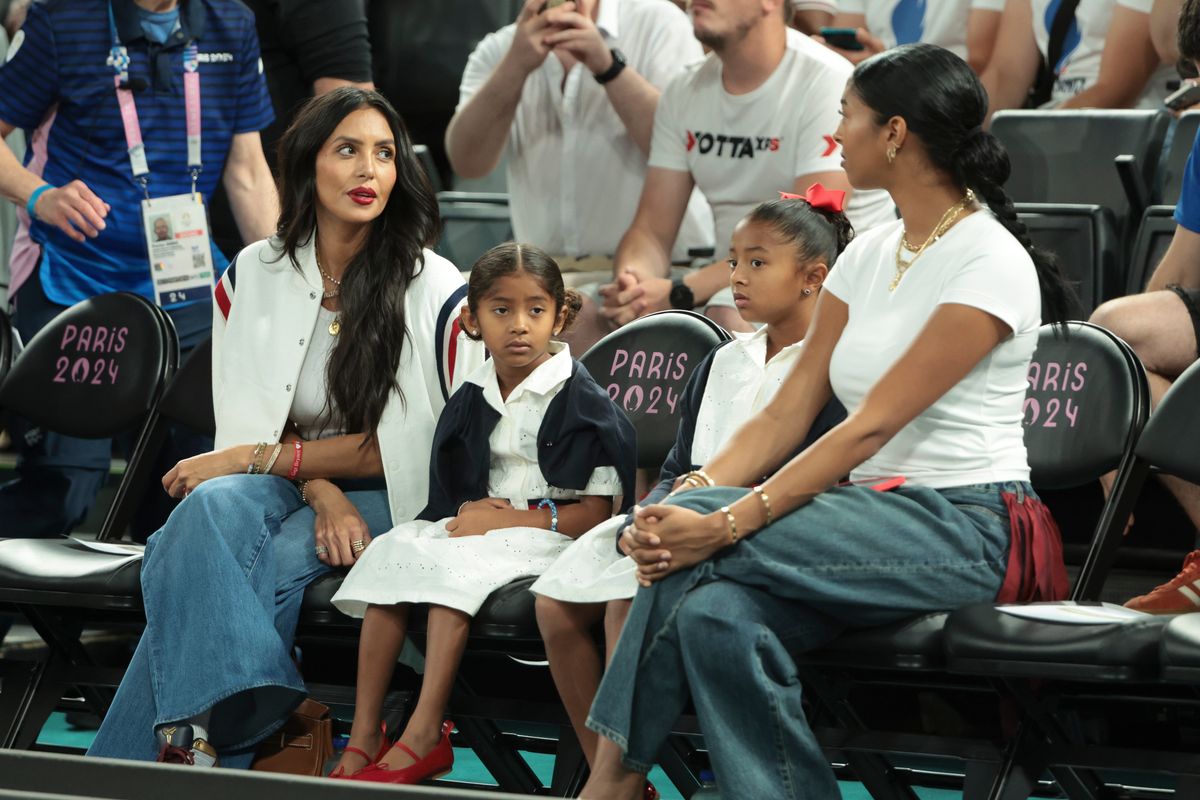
(622, 504, 730, 586)
(162, 445, 252, 498)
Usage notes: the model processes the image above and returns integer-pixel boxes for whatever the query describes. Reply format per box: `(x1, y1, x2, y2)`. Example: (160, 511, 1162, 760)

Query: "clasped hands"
(598, 269, 672, 328)
(620, 478, 730, 587)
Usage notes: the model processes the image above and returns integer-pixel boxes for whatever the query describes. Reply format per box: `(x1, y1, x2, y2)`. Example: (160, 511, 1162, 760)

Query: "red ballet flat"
(645, 780, 660, 800)
(350, 720, 455, 785)
(328, 722, 389, 779)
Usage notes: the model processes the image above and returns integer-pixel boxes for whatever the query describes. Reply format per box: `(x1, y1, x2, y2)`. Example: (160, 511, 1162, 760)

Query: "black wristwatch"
(669, 278, 695, 310)
(594, 48, 627, 84)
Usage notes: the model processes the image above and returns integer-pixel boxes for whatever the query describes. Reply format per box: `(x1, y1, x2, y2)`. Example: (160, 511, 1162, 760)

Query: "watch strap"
(594, 48, 626, 85)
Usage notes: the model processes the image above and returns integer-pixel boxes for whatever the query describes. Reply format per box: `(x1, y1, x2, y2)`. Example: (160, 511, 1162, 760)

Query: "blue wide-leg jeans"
(87, 474, 392, 766)
(588, 482, 1026, 799)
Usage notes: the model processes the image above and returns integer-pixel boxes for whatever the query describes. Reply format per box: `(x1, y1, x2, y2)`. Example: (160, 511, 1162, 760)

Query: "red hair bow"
(779, 183, 846, 213)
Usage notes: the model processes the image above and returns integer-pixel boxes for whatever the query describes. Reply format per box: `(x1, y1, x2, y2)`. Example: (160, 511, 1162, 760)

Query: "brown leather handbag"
(251, 698, 335, 776)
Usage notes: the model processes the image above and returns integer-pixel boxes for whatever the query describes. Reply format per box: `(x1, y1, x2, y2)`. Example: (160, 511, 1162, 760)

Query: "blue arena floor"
(37, 711, 1004, 799)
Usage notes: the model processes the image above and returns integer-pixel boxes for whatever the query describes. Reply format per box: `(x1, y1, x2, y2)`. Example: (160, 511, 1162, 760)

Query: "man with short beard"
(597, 0, 895, 336)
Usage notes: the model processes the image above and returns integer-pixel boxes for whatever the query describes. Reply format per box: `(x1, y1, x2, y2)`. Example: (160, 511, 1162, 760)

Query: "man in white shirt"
(982, 0, 1173, 118)
(445, 0, 714, 272)
(820, 0, 1005, 74)
(598, 0, 895, 336)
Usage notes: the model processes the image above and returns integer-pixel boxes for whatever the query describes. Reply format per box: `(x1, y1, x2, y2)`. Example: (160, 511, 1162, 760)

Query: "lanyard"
(105, 2, 202, 197)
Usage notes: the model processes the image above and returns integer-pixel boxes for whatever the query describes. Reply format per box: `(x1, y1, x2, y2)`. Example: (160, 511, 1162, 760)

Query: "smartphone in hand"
(820, 27, 865, 52)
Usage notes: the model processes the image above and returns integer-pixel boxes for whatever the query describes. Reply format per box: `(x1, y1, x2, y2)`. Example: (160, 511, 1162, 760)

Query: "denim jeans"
(587, 481, 1026, 799)
(0, 268, 213, 539)
(87, 474, 392, 766)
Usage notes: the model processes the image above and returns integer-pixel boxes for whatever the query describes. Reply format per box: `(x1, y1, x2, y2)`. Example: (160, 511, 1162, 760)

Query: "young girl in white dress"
(531, 188, 853, 775)
(329, 242, 636, 784)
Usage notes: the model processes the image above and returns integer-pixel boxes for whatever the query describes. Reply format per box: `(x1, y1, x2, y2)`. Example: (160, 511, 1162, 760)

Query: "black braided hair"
(744, 196, 855, 268)
(850, 44, 1078, 324)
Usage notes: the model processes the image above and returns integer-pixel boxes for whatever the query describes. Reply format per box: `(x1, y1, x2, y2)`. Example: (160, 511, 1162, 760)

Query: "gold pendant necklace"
(890, 190, 975, 292)
(315, 240, 341, 334)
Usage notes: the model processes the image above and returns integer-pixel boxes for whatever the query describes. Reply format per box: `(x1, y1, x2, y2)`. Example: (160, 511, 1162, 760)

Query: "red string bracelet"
(286, 441, 303, 480)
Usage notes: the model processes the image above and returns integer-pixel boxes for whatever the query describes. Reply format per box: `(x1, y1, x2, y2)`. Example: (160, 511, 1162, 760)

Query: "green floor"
(37, 712, 991, 798)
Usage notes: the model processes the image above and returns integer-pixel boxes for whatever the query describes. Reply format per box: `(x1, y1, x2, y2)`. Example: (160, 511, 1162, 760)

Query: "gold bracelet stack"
(715, 506, 734, 544)
(247, 443, 267, 474)
(752, 485, 773, 526)
(263, 443, 284, 476)
(680, 469, 716, 490)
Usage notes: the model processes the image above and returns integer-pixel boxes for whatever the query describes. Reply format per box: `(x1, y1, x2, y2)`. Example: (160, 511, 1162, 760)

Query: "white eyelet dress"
(331, 343, 622, 619)
(531, 329, 807, 604)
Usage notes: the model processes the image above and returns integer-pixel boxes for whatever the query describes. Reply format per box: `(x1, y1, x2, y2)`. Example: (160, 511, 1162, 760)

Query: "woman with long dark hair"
(87, 87, 480, 767)
(578, 44, 1076, 799)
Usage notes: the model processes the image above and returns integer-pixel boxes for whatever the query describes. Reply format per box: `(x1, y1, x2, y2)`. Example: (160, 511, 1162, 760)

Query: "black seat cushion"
(798, 612, 949, 670)
(0, 539, 142, 609)
(944, 602, 1169, 681)
(301, 574, 541, 641)
(1160, 614, 1200, 682)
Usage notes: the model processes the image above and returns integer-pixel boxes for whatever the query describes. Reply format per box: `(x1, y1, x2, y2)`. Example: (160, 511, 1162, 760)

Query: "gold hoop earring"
(887, 145, 898, 164)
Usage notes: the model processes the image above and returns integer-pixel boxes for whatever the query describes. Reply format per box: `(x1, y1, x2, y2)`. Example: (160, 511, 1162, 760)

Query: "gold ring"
(315, 545, 329, 555)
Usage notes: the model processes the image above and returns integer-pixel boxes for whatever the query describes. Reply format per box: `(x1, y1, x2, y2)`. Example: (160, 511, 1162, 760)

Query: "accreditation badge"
(142, 193, 215, 306)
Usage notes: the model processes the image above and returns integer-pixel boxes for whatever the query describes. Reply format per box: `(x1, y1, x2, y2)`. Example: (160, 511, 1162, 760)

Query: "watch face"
(669, 282, 694, 309)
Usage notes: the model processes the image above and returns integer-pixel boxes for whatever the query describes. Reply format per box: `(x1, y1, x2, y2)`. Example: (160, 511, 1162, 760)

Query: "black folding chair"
(0, 293, 178, 749)
(992, 110, 1169, 231)
(434, 193, 513, 273)
(0, 308, 15, 382)
(792, 322, 1150, 800)
(1160, 111, 1200, 205)
(1125, 205, 1178, 295)
(1018, 204, 1117, 313)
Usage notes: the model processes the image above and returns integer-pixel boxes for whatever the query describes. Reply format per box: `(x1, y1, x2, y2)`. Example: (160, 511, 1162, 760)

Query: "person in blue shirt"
(0, 0, 278, 538)
(1091, 0, 1200, 614)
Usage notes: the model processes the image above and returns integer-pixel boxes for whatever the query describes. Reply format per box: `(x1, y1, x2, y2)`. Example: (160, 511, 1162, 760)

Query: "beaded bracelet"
(720, 505, 739, 544)
(297, 480, 310, 505)
(286, 441, 303, 480)
(538, 498, 559, 533)
(752, 485, 773, 526)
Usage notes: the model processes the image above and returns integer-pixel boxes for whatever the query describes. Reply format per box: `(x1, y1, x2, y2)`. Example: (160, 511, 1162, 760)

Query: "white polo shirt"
(458, 0, 715, 260)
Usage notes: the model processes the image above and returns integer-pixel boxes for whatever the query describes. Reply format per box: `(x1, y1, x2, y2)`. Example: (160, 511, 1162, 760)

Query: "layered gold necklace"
(891, 189, 976, 292)
(314, 245, 342, 336)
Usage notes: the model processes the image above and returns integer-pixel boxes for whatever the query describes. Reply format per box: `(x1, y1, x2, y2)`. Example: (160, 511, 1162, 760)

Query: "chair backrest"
(413, 144, 442, 194)
(992, 110, 1169, 220)
(1126, 204, 1177, 295)
(1161, 111, 1200, 203)
(1133, 358, 1200, 485)
(435, 193, 513, 272)
(580, 310, 730, 470)
(0, 293, 177, 439)
(156, 337, 215, 435)
(0, 308, 14, 386)
(1023, 322, 1151, 599)
(1017, 203, 1116, 314)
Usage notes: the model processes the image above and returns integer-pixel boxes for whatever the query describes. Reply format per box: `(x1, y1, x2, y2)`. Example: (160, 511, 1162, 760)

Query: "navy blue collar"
(111, 0, 206, 45)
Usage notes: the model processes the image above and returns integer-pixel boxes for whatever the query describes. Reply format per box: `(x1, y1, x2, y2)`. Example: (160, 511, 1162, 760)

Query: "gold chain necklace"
(314, 244, 342, 336)
(891, 190, 976, 292)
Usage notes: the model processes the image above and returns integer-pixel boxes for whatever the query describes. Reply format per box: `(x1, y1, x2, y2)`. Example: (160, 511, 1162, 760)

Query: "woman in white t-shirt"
(577, 44, 1076, 800)
(821, 0, 1006, 73)
(982, 0, 1174, 116)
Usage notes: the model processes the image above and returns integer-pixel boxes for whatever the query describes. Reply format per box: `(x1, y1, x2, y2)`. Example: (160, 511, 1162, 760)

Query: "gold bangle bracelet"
(721, 505, 739, 544)
(692, 469, 716, 487)
(247, 442, 267, 474)
(753, 485, 773, 526)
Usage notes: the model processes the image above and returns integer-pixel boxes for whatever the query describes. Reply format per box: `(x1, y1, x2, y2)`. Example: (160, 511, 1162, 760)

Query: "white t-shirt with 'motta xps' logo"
(648, 27, 896, 253)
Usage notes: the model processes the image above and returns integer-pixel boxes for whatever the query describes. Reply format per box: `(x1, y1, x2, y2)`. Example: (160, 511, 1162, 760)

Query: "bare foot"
(579, 771, 646, 799)
(330, 726, 383, 777)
